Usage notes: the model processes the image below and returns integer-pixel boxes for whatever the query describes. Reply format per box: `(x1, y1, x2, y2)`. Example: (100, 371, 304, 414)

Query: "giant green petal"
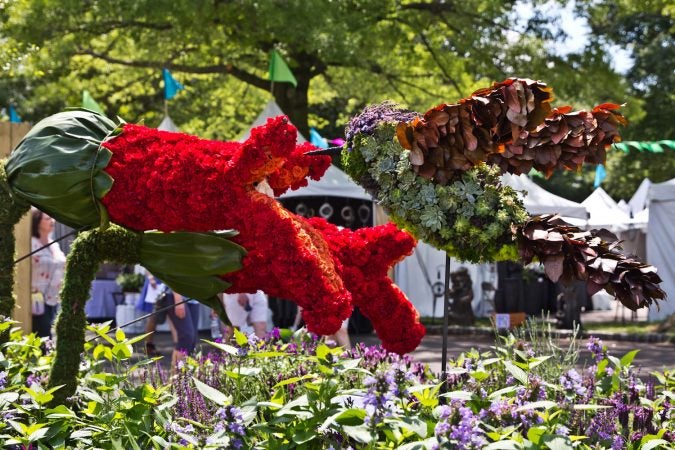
(139, 230, 246, 300)
(5, 109, 118, 228)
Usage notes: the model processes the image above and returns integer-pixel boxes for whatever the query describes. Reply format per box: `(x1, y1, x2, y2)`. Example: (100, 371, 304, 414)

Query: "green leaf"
(503, 361, 529, 385)
(527, 426, 546, 444)
(640, 438, 670, 450)
(273, 374, 317, 388)
(5, 109, 118, 228)
(620, 349, 639, 367)
(516, 401, 558, 411)
(342, 425, 372, 444)
(204, 340, 239, 355)
(140, 230, 246, 300)
(191, 377, 230, 406)
(483, 441, 522, 449)
(440, 390, 473, 401)
(542, 435, 574, 450)
(111, 342, 133, 359)
(115, 328, 125, 342)
(573, 404, 612, 411)
(334, 408, 366, 426)
(233, 328, 248, 347)
(292, 429, 317, 445)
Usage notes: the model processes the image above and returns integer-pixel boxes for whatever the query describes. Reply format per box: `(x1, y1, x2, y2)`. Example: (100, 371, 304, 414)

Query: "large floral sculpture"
(341, 78, 665, 311)
(4, 111, 424, 352)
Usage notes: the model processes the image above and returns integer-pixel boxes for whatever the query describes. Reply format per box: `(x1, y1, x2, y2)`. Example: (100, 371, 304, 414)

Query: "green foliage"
(48, 225, 142, 405)
(115, 272, 145, 293)
(0, 0, 634, 142)
(3, 320, 673, 448)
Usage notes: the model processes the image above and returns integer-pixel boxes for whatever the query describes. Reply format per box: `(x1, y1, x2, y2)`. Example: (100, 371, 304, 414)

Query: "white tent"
(501, 173, 588, 221)
(647, 177, 675, 321)
(629, 178, 652, 215)
(240, 100, 306, 143)
(280, 165, 372, 201)
(158, 115, 179, 132)
(582, 188, 631, 232)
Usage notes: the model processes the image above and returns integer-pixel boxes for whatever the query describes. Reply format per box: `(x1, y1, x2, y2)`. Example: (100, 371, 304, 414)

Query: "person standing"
(30, 208, 66, 338)
(223, 291, 269, 339)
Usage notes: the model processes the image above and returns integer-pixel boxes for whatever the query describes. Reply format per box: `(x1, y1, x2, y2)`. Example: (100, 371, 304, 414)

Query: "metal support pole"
(440, 253, 451, 399)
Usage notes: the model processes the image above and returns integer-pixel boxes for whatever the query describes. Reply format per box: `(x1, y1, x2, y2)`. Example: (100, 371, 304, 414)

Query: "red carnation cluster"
(308, 218, 425, 354)
(101, 117, 351, 335)
(267, 142, 332, 196)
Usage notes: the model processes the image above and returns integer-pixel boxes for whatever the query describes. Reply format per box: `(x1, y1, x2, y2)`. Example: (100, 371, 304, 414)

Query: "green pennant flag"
(269, 49, 297, 88)
(82, 90, 105, 115)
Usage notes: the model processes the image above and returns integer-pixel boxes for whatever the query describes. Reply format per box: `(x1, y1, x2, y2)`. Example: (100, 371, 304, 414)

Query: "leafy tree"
(1, 0, 633, 142)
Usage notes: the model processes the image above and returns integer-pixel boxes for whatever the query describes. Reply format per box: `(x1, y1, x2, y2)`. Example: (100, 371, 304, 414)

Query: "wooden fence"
(1, 121, 32, 333)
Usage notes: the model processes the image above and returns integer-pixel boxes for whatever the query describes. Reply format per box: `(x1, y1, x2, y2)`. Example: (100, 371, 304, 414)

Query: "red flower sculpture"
(307, 218, 425, 354)
(101, 116, 424, 352)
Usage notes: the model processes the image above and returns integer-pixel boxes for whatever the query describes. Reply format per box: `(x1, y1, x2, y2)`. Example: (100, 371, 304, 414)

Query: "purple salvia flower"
(345, 102, 417, 151)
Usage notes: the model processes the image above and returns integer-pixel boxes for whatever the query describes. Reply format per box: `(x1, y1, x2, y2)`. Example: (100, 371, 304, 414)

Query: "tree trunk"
(272, 66, 311, 140)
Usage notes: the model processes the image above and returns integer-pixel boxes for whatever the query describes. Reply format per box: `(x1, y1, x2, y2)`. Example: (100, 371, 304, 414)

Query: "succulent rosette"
(342, 78, 665, 309)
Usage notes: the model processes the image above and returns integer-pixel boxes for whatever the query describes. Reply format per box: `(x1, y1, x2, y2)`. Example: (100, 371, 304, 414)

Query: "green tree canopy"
(1, 0, 633, 140)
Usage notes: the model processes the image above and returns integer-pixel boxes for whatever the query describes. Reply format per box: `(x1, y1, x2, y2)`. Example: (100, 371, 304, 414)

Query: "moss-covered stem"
(48, 225, 141, 406)
(0, 160, 30, 344)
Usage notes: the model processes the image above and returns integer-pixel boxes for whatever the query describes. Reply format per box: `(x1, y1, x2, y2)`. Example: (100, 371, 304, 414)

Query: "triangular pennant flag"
(269, 49, 297, 88)
(163, 68, 184, 100)
(82, 90, 105, 115)
(8, 105, 21, 123)
(594, 164, 607, 188)
(309, 128, 328, 149)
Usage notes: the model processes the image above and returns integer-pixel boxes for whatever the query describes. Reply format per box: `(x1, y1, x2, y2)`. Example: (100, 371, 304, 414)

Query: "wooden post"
(1, 121, 32, 334)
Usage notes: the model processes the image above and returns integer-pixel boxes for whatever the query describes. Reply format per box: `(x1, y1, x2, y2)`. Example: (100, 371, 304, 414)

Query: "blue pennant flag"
(309, 128, 328, 149)
(163, 68, 184, 100)
(594, 164, 607, 188)
(9, 105, 21, 123)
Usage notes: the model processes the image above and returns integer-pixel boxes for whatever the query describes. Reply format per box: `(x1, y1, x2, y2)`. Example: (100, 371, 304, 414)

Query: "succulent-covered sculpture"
(341, 78, 664, 311)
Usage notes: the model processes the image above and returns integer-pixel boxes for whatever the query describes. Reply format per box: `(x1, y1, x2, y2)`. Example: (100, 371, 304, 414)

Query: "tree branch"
(76, 50, 270, 91)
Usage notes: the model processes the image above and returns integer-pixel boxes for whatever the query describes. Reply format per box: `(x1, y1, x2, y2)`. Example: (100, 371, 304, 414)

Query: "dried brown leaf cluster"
(489, 104, 627, 177)
(395, 78, 626, 184)
(516, 214, 665, 311)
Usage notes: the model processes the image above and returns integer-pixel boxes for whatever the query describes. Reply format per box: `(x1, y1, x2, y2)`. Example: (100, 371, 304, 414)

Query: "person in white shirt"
(222, 290, 269, 339)
(30, 208, 66, 338)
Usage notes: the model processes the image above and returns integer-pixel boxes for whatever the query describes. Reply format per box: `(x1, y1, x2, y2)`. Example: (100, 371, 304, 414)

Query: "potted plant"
(115, 272, 145, 305)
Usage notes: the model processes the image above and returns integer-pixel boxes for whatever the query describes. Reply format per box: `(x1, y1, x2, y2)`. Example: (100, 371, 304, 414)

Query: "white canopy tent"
(629, 178, 652, 215)
(581, 188, 632, 232)
(240, 100, 304, 142)
(501, 173, 588, 222)
(647, 177, 675, 321)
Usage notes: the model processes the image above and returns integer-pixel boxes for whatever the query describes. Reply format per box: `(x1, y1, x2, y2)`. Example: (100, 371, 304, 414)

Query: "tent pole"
(440, 253, 451, 400)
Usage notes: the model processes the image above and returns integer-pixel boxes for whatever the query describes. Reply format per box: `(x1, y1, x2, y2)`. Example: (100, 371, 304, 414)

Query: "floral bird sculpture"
(5, 112, 425, 354)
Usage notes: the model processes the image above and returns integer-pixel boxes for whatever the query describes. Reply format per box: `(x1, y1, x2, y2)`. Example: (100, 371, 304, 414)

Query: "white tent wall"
(501, 173, 588, 221)
(647, 178, 675, 321)
(394, 242, 494, 319)
(582, 187, 632, 232)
